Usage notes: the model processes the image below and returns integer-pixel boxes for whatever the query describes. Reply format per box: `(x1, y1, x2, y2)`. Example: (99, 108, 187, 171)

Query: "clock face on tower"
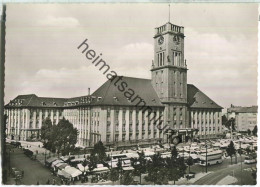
(158, 36, 164, 45)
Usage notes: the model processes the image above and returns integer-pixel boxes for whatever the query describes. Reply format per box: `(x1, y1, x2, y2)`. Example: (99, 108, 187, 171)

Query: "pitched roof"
(91, 76, 164, 107)
(5, 77, 222, 110)
(6, 94, 67, 108)
(187, 84, 222, 109)
(228, 106, 258, 113)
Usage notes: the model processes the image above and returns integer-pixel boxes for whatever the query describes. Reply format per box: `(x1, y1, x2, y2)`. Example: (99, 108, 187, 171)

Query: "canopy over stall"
(56, 162, 69, 170)
(64, 166, 82, 178)
(51, 160, 64, 168)
(46, 157, 58, 164)
(57, 169, 71, 179)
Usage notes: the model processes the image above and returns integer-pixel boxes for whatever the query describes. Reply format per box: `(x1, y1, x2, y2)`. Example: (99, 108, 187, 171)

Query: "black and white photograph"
(0, 1, 258, 185)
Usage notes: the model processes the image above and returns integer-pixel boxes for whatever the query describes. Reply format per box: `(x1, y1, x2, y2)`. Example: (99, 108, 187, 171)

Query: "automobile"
(10, 141, 21, 147)
(185, 172, 196, 180)
(244, 157, 257, 164)
(11, 168, 23, 178)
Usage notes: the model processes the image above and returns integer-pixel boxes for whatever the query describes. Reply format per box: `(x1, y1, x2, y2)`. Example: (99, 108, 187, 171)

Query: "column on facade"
(50, 109, 54, 124)
(118, 109, 123, 141)
(33, 110, 37, 129)
(150, 111, 155, 139)
(39, 110, 43, 129)
(79, 108, 82, 145)
(138, 110, 142, 140)
(156, 110, 160, 139)
(100, 108, 106, 143)
(8, 109, 11, 136)
(125, 109, 130, 141)
(191, 111, 194, 129)
(132, 110, 136, 140)
(206, 111, 210, 137)
(87, 109, 91, 146)
(218, 112, 222, 134)
(110, 109, 115, 143)
(144, 110, 149, 139)
(210, 111, 213, 137)
(84, 108, 88, 145)
(18, 109, 21, 138)
(13, 109, 17, 136)
(56, 110, 59, 125)
(198, 111, 201, 137)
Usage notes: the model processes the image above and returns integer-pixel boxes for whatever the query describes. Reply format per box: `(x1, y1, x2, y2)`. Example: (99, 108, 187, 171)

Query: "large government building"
(5, 22, 223, 148)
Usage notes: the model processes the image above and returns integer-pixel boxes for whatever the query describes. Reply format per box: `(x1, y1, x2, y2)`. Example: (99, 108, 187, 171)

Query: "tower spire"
(168, 4, 170, 23)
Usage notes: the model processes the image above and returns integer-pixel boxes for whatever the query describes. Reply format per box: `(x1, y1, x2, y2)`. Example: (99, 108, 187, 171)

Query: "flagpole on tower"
(168, 4, 170, 23)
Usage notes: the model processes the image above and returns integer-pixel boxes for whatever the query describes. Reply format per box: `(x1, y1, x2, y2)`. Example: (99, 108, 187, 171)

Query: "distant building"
(227, 105, 258, 132)
(4, 21, 222, 147)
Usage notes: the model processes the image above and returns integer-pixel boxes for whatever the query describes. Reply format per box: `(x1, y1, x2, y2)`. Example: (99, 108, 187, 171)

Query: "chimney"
(88, 88, 90, 95)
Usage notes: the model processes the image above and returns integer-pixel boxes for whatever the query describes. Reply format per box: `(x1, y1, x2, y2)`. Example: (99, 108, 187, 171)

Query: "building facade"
(5, 21, 223, 147)
(227, 105, 257, 132)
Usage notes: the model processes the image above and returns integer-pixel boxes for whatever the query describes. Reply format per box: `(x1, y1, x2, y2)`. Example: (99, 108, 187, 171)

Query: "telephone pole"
(205, 144, 208, 173)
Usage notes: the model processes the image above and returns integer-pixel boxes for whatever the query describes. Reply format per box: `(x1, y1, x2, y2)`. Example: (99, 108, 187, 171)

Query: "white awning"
(57, 169, 71, 179)
(123, 166, 134, 171)
(51, 160, 64, 168)
(64, 166, 82, 178)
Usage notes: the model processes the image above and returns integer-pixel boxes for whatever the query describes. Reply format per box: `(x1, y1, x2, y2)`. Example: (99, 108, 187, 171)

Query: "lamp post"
(205, 143, 208, 173)
(240, 141, 242, 185)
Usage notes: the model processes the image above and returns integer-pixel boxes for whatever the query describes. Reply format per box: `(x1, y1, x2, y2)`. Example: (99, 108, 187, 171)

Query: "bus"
(199, 150, 223, 166)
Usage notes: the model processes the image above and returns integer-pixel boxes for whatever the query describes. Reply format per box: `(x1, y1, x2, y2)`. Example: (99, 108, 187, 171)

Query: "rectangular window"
(106, 135, 110, 142)
(122, 134, 126, 142)
(115, 135, 119, 142)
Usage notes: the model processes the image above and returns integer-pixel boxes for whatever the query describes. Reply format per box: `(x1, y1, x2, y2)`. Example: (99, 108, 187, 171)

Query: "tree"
(40, 118, 78, 155)
(121, 171, 135, 185)
(87, 154, 97, 175)
(92, 141, 107, 161)
(186, 156, 194, 174)
(110, 168, 119, 184)
(145, 153, 166, 184)
(40, 117, 53, 148)
(130, 151, 147, 184)
(222, 115, 228, 126)
(247, 129, 251, 136)
(226, 141, 236, 164)
(54, 118, 78, 156)
(162, 147, 187, 184)
(252, 125, 257, 136)
(166, 156, 187, 184)
(225, 118, 236, 131)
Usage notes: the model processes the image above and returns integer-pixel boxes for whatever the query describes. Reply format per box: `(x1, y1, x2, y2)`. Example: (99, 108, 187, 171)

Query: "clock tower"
(151, 22, 188, 130)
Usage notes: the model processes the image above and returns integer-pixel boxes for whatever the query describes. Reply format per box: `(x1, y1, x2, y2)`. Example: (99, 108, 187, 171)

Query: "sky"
(4, 3, 258, 109)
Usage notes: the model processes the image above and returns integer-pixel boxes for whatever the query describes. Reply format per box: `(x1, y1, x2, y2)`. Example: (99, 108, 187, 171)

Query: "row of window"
(106, 131, 161, 142)
(200, 127, 220, 131)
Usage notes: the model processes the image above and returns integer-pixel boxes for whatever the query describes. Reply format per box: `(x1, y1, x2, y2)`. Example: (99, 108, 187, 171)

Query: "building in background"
(227, 105, 258, 132)
(4, 21, 222, 147)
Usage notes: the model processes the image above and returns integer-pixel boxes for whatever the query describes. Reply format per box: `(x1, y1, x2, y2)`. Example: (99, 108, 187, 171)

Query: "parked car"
(10, 141, 21, 148)
(11, 168, 23, 179)
(185, 172, 196, 180)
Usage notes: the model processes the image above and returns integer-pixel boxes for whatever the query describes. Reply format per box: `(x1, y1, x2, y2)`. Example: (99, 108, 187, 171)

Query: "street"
(6, 147, 61, 185)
